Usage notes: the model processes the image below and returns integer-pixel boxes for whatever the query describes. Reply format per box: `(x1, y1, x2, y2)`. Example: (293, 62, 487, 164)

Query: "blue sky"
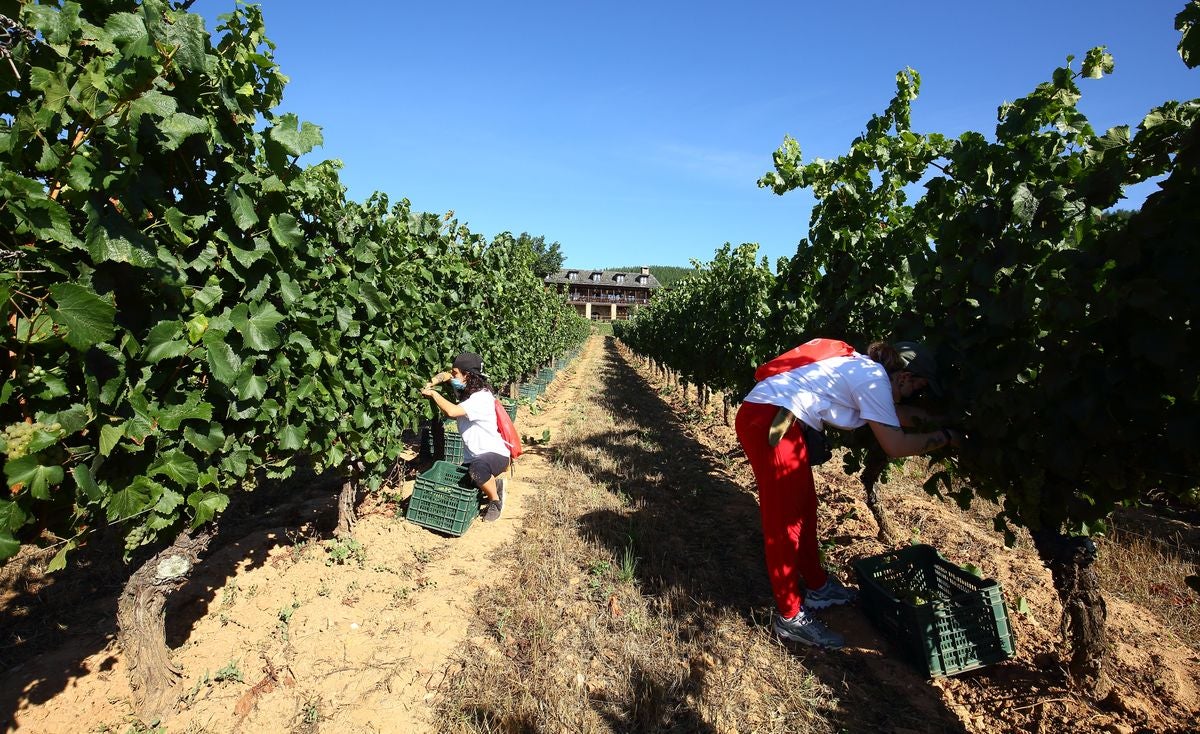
(194, 1, 1196, 269)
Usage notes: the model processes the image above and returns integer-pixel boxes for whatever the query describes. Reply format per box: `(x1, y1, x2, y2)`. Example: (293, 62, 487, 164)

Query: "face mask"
(450, 378, 466, 391)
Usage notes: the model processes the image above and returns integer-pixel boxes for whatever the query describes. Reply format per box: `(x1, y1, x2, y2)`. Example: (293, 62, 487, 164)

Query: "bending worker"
(736, 340, 962, 649)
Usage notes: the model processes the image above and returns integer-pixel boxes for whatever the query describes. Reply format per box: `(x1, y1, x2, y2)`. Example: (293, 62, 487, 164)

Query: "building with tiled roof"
(544, 267, 661, 321)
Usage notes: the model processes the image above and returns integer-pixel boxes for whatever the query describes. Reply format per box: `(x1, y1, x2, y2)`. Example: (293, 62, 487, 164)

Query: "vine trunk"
(117, 527, 216, 721)
(1031, 530, 1109, 697)
(861, 450, 899, 544)
(335, 474, 357, 538)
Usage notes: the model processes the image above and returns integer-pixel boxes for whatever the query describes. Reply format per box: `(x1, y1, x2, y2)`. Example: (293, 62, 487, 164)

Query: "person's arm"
(895, 404, 934, 429)
(866, 420, 961, 458)
(420, 386, 467, 418)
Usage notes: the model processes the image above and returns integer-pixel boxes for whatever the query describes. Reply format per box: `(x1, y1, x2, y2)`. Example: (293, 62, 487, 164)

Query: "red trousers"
(735, 400, 829, 618)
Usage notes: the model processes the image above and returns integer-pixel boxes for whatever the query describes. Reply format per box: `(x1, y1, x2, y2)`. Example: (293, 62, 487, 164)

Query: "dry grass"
(437, 356, 840, 733)
(881, 449, 1200, 649)
(439, 339, 1200, 734)
(883, 455, 1200, 650)
(1096, 528, 1200, 648)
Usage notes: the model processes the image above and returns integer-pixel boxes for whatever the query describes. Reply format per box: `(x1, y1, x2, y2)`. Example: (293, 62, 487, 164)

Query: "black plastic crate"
(853, 544, 1015, 677)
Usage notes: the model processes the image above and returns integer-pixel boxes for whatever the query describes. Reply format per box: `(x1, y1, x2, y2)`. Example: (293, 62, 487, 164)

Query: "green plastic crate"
(853, 544, 1015, 677)
(405, 461, 483, 536)
(518, 383, 540, 401)
(422, 421, 464, 464)
(442, 422, 463, 464)
(499, 398, 518, 422)
(537, 368, 556, 382)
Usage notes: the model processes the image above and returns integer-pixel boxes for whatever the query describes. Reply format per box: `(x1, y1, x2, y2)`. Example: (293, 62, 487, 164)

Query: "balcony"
(566, 294, 650, 305)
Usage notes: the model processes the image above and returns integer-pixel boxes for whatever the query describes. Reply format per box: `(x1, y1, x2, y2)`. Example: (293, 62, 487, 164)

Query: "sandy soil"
(0, 339, 600, 734)
(612, 340, 1200, 734)
(2, 334, 1198, 734)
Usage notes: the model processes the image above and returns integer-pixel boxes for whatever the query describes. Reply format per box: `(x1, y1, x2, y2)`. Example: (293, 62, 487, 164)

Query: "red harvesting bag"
(494, 399, 522, 460)
(754, 338, 856, 382)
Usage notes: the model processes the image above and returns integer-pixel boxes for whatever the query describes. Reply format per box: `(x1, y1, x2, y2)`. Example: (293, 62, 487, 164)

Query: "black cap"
(894, 341, 942, 396)
(452, 352, 483, 375)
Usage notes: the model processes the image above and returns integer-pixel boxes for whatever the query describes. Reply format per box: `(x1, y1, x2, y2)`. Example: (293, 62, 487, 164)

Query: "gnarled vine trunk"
(860, 449, 899, 545)
(335, 476, 357, 538)
(335, 461, 362, 538)
(117, 527, 216, 721)
(1031, 530, 1109, 696)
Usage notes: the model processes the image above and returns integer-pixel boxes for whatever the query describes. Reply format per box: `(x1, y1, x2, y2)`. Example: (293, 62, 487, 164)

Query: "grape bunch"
(2, 422, 37, 460)
(1, 421, 62, 460)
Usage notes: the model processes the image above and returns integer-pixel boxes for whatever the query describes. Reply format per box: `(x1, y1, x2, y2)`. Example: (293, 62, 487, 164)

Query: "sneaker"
(483, 500, 502, 522)
(773, 611, 845, 649)
(803, 577, 857, 611)
(497, 478, 507, 511)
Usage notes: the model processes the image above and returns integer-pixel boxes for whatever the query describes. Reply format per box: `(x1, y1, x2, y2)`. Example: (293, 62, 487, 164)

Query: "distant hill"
(606, 265, 696, 289)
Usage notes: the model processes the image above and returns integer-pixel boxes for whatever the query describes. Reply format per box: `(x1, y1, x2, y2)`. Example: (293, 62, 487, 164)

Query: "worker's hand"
(429, 371, 451, 386)
(420, 386, 436, 398)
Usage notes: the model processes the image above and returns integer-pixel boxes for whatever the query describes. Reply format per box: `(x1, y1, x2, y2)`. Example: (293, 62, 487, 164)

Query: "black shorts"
(466, 453, 510, 487)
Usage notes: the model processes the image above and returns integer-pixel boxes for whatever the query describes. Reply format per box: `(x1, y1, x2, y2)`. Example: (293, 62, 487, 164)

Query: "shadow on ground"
(560, 337, 968, 733)
(0, 467, 346, 730)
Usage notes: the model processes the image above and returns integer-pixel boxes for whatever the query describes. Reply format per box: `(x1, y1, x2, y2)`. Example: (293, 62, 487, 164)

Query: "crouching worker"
(421, 352, 511, 522)
(736, 339, 962, 649)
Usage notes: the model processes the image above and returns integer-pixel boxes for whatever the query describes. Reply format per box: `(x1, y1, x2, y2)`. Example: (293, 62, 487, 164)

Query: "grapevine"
(619, 17, 1200, 692)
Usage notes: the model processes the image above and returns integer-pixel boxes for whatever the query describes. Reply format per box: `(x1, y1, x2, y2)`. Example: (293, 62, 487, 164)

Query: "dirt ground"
(605, 339, 1200, 734)
(1, 334, 1198, 733)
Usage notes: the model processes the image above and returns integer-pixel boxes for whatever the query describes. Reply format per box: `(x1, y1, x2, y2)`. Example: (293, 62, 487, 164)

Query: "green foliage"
(614, 244, 774, 396)
(515, 232, 564, 278)
(606, 265, 696, 288)
(618, 540, 638, 583)
(1178, 0, 1200, 68)
(619, 31, 1200, 543)
(324, 537, 365, 566)
(0, 2, 588, 566)
(214, 659, 243, 684)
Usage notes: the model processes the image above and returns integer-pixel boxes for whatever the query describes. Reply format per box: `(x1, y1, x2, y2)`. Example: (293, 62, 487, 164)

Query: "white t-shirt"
(743, 355, 901, 431)
(455, 390, 510, 461)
